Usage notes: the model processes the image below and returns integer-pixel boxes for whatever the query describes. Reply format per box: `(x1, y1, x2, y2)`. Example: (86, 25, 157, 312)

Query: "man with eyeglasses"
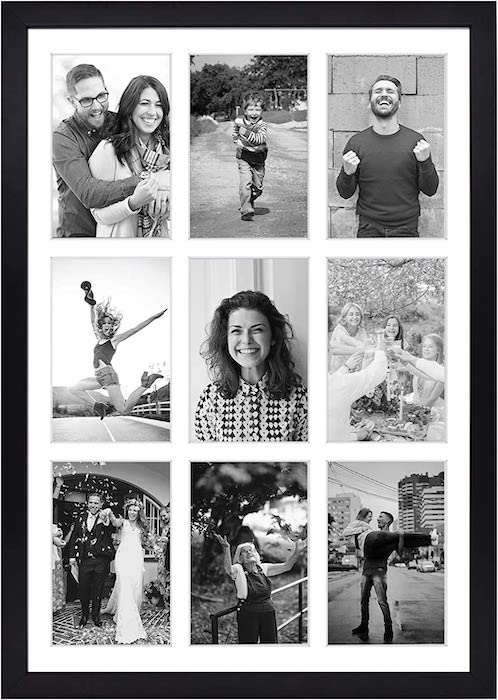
(53, 64, 166, 237)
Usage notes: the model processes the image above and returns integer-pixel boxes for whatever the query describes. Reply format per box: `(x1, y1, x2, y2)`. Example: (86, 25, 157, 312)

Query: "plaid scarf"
(127, 135, 170, 237)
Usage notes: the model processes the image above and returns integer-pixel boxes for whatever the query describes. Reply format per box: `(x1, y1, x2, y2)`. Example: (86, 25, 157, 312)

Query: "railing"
(209, 576, 308, 644)
(131, 400, 170, 418)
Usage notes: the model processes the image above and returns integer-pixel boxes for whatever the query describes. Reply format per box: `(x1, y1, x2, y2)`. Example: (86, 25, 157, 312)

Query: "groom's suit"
(69, 510, 115, 620)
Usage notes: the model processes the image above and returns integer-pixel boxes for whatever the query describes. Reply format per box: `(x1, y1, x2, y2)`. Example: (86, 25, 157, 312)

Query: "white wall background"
(189, 258, 308, 438)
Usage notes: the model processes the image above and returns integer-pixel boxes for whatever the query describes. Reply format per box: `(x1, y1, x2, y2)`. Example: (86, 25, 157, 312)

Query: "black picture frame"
(2, 2, 496, 697)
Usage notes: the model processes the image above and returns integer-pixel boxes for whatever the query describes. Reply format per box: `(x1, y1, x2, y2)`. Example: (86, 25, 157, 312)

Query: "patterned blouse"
(194, 373, 308, 442)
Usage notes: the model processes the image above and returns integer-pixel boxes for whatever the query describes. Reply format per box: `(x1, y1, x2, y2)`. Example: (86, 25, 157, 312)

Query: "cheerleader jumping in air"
(69, 282, 166, 420)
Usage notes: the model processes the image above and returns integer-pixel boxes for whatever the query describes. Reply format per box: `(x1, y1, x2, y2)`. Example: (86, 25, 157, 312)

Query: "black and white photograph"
(327, 257, 446, 442)
(190, 258, 308, 442)
(52, 461, 170, 645)
(191, 461, 307, 644)
(52, 55, 170, 238)
(328, 461, 445, 645)
(52, 258, 171, 442)
(328, 55, 444, 238)
(190, 55, 307, 237)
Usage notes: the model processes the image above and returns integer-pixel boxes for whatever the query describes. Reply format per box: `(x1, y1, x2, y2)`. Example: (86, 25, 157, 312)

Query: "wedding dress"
(103, 520, 146, 643)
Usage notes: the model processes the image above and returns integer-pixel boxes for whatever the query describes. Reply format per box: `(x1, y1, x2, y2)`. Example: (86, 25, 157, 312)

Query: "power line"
(327, 469, 396, 500)
(328, 477, 398, 503)
(330, 461, 398, 493)
(330, 462, 397, 493)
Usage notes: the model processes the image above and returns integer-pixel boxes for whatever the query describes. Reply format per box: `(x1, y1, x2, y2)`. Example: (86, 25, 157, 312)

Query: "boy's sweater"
(232, 116, 267, 153)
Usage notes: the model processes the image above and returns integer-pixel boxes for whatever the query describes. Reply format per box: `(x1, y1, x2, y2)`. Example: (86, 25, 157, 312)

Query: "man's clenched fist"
(413, 139, 431, 162)
(342, 150, 360, 175)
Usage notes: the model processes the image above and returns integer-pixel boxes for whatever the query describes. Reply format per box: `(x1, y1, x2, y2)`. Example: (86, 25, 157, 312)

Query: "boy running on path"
(232, 93, 268, 221)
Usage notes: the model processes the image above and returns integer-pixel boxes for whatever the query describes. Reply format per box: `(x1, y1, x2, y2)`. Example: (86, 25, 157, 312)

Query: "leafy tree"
(190, 63, 251, 116)
(192, 462, 306, 581)
(243, 55, 307, 90)
(328, 258, 445, 329)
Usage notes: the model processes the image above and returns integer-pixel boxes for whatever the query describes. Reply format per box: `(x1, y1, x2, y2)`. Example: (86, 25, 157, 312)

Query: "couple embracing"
(343, 508, 438, 642)
(53, 63, 170, 237)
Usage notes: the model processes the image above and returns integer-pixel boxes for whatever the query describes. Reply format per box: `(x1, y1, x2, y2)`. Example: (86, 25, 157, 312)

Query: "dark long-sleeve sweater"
(53, 112, 139, 237)
(336, 125, 439, 227)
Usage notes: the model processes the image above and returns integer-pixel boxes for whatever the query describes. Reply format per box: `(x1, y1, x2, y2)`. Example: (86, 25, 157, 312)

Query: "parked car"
(394, 562, 406, 568)
(341, 555, 358, 570)
(407, 560, 418, 569)
(211, 111, 229, 122)
(416, 559, 436, 573)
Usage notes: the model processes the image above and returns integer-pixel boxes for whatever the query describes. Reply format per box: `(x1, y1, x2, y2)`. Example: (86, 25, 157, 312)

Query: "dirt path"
(190, 121, 307, 238)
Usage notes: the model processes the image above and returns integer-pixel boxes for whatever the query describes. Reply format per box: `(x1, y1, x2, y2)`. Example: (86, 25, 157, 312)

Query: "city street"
(328, 566, 444, 645)
(52, 416, 170, 442)
(190, 121, 307, 237)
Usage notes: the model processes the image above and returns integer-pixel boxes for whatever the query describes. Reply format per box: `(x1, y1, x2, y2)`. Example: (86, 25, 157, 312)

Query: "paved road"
(328, 567, 444, 645)
(52, 416, 170, 442)
(191, 121, 307, 237)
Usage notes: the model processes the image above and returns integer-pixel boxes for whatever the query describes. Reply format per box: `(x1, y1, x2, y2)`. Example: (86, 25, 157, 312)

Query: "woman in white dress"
(329, 302, 369, 373)
(103, 499, 149, 644)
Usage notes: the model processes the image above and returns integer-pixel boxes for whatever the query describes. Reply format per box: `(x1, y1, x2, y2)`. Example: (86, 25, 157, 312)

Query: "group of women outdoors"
(327, 301, 445, 441)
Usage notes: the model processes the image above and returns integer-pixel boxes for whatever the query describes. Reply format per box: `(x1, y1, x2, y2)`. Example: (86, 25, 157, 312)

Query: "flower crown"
(125, 498, 142, 509)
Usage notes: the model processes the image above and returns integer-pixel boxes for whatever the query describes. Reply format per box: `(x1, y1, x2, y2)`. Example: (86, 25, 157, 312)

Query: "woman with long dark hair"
(88, 75, 170, 237)
(103, 498, 151, 643)
(194, 290, 308, 441)
(383, 315, 404, 346)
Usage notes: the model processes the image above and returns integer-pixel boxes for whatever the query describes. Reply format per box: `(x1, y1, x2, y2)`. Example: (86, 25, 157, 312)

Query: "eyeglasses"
(73, 91, 109, 108)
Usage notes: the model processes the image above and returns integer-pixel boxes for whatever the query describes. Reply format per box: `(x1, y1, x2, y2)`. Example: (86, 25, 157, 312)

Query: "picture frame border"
(2, 2, 495, 698)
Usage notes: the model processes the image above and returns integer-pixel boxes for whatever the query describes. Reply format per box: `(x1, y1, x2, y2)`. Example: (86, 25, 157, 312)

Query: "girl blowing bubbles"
(69, 281, 166, 419)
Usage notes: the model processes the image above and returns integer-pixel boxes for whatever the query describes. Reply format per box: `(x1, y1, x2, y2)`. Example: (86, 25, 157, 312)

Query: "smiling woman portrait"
(88, 74, 170, 237)
(194, 290, 308, 442)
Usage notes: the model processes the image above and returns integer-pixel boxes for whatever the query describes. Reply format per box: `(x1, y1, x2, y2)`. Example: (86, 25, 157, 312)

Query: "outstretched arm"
(102, 508, 123, 529)
(112, 309, 167, 346)
(213, 534, 233, 576)
(266, 540, 307, 577)
(393, 348, 445, 384)
(53, 132, 139, 209)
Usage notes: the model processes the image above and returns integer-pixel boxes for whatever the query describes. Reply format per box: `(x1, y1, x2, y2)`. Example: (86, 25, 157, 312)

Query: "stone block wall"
(328, 55, 445, 238)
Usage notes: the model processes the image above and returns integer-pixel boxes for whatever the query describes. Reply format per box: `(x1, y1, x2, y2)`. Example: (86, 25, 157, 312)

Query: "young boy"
(232, 93, 268, 221)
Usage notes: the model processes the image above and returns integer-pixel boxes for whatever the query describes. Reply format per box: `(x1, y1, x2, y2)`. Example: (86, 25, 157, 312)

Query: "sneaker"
(241, 212, 253, 221)
(144, 373, 163, 389)
(430, 528, 439, 546)
(93, 401, 107, 420)
(352, 624, 368, 635)
(80, 280, 96, 306)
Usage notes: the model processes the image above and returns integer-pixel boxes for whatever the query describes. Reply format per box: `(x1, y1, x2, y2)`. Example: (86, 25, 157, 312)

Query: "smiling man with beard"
(53, 64, 141, 237)
(335, 75, 439, 238)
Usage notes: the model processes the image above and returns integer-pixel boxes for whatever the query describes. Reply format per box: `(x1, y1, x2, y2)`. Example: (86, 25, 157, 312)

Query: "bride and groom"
(69, 492, 149, 644)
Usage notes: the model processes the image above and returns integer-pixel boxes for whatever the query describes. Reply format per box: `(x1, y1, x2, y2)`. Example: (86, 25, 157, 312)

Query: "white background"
(29, 27, 469, 673)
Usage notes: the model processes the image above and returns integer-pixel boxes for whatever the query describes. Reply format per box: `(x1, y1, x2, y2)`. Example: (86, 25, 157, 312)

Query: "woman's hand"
(129, 175, 159, 211)
(213, 533, 230, 549)
(345, 350, 363, 372)
(392, 347, 415, 364)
